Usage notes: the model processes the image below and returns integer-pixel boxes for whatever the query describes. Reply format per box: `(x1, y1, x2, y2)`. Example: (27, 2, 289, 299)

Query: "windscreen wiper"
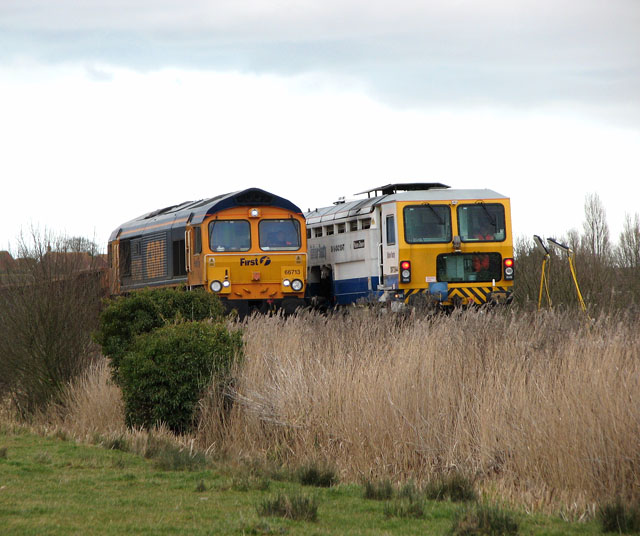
(477, 202, 497, 229)
(422, 203, 444, 225)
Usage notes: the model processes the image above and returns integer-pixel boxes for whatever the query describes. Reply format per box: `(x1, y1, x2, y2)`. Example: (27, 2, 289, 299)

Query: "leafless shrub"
(0, 228, 105, 416)
(515, 193, 640, 314)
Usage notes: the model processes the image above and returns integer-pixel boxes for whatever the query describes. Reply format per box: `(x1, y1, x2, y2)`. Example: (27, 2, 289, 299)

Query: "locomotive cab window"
(458, 203, 506, 242)
(259, 219, 301, 251)
(404, 205, 451, 243)
(209, 220, 251, 252)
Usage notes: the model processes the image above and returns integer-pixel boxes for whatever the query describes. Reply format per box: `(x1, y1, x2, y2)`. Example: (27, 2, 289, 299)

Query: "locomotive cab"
(108, 188, 307, 316)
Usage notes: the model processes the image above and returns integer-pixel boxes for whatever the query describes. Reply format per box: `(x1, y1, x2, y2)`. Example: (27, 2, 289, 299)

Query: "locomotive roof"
(305, 188, 508, 224)
(110, 188, 303, 241)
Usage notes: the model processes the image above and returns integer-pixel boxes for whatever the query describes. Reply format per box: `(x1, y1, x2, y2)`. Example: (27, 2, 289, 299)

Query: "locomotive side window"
(209, 220, 251, 252)
(386, 215, 396, 245)
(119, 240, 131, 277)
(194, 227, 202, 254)
(173, 239, 187, 276)
(403, 205, 451, 243)
(259, 219, 301, 251)
(349, 220, 358, 232)
(313, 227, 323, 238)
(457, 204, 506, 242)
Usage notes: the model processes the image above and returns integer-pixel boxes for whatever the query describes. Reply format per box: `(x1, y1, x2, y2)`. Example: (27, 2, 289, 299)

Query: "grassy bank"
(3, 307, 639, 524)
(0, 428, 600, 535)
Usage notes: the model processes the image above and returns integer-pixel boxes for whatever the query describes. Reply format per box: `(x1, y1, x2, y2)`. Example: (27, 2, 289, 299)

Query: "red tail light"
(400, 260, 411, 283)
(503, 258, 514, 280)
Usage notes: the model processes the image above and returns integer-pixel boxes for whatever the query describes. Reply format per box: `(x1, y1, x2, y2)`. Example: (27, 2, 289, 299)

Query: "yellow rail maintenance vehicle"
(108, 188, 307, 316)
(305, 183, 514, 309)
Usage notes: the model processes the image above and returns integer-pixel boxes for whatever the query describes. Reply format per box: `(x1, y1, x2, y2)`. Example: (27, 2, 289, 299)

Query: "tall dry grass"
(0, 358, 184, 459)
(51, 358, 126, 440)
(8, 307, 638, 516)
(198, 308, 640, 515)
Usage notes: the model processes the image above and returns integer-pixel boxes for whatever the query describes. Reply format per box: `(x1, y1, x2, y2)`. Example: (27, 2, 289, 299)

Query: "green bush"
(118, 321, 242, 433)
(597, 498, 640, 533)
(151, 444, 208, 471)
(451, 503, 519, 535)
(257, 492, 319, 521)
(362, 478, 394, 500)
(383, 496, 426, 519)
(94, 288, 225, 377)
(424, 472, 478, 502)
(297, 462, 338, 487)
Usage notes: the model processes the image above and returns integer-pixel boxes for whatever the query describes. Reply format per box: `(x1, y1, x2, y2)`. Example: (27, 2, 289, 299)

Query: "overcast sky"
(2, 0, 639, 252)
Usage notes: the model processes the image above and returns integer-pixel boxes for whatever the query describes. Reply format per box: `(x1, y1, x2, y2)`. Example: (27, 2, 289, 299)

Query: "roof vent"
(356, 182, 450, 198)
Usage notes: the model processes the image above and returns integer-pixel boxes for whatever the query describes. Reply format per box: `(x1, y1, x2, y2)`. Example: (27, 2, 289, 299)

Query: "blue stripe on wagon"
(333, 276, 380, 305)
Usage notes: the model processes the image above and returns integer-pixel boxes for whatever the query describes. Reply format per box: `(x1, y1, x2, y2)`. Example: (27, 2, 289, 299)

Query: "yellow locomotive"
(305, 183, 514, 308)
(107, 188, 307, 315)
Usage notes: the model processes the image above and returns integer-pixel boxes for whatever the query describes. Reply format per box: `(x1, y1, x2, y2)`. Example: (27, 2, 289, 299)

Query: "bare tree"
(582, 193, 611, 259)
(616, 213, 640, 269)
(62, 236, 102, 257)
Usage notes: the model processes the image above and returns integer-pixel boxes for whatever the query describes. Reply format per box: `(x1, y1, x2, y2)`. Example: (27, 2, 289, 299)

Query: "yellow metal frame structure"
(546, 238, 588, 315)
(534, 235, 552, 310)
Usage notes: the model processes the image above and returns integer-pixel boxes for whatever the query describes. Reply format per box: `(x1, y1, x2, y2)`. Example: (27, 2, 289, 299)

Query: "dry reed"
(53, 358, 126, 440)
(0, 358, 186, 459)
(199, 308, 640, 515)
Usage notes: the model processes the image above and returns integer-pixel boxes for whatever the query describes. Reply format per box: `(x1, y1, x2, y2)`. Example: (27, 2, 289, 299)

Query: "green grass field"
(0, 428, 603, 535)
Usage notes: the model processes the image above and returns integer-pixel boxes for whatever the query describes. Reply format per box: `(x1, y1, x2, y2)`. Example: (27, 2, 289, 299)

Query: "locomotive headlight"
(210, 280, 223, 292)
(291, 279, 303, 292)
(249, 208, 260, 218)
(283, 279, 291, 287)
(222, 280, 231, 287)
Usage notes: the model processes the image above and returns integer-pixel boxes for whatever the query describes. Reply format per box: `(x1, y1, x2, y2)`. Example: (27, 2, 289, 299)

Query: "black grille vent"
(235, 190, 273, 205)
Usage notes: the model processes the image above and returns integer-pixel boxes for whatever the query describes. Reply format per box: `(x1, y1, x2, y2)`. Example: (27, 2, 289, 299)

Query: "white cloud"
(1, 64, 639, 251)
(1, 0, 639, 251)
(1, 0, 639, 124)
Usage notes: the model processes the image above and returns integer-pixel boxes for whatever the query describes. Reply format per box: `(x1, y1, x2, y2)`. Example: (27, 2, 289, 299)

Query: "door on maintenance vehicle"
(380, 204, 399, 290)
